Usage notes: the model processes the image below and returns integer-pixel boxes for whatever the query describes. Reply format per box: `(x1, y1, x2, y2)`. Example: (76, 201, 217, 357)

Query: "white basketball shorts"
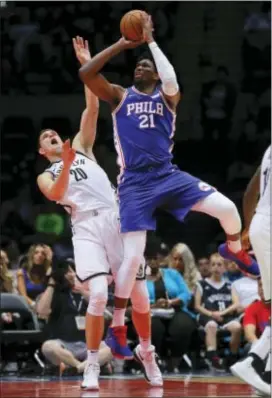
(71, 209, 145, 282)
(249, 212, 271, 301)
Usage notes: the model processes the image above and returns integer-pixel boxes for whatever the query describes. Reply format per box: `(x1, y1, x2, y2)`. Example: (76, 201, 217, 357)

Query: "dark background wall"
(1, 1, 271, 263)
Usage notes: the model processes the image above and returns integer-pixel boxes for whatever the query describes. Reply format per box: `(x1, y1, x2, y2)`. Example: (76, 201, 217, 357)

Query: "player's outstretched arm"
(37, 140, 75, 202)
(142, 15, 180, 109)
(79, 37, 142, 106)
(72, 37, 99, 152)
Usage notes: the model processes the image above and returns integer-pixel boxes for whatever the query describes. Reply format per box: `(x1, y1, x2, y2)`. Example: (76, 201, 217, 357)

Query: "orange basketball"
(120, 10, 146, 41)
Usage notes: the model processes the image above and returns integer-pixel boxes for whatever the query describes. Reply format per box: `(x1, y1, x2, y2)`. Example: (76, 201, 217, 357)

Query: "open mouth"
(51, 138, 58, 145)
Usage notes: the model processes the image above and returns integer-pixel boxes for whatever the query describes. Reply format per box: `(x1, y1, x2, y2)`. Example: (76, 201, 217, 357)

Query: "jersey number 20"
(70, 167, 87, 182)
(139, 114, 155, 129)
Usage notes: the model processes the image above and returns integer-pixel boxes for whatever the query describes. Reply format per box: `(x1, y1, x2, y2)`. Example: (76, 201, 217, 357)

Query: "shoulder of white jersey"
(44, 161, 62, 178)
(75, 150, 96, 163)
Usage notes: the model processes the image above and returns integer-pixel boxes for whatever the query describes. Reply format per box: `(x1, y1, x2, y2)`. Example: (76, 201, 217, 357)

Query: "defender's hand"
(72, 36, 91, 65)
(61, 139, 76, 166)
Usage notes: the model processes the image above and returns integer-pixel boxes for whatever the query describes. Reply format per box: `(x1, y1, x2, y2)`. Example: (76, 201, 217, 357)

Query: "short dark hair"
(37, 128, 53, 150)
(136, 51, 157, 72)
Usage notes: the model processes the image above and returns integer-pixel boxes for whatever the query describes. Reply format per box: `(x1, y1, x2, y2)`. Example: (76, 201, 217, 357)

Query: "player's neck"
(47, 154, 62, 164)
(134, 82, 157, 95)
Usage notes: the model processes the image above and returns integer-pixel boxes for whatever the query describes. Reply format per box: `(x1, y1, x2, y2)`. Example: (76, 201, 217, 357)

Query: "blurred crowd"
(1, 238, 270, 376)
(0, 0, 271, 379)
(1, 1, 270, 257)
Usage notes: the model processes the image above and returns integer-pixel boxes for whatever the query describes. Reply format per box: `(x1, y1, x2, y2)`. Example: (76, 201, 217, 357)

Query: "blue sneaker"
(218, 243, 260, 277)
(105, 325, 133, 359)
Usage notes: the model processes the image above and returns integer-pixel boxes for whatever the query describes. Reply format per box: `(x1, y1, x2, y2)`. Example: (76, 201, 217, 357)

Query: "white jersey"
(256, 145, 271, 216)
(45, 151, 118, 219)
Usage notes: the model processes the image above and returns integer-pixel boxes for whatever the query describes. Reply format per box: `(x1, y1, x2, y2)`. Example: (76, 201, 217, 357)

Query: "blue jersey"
(112, 85, 176, 171)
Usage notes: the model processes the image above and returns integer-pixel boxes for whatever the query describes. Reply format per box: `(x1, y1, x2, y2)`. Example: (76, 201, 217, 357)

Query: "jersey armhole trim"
(76, 150, 96, 162)
(111, 89, 128, 116)
(160, 90, 176, 115)
(44, 170, 55, 178)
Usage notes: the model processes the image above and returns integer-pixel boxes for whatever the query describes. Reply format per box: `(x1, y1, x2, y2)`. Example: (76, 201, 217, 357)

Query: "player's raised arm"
(72, 37, 99, 153)
(142, 15, 180, 109)
(79, 37, 142, 106)
(37, 140, 75, 202)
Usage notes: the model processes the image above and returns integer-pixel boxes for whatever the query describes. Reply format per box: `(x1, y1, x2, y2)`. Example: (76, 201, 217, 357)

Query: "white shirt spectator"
(232, 276, 259, 309)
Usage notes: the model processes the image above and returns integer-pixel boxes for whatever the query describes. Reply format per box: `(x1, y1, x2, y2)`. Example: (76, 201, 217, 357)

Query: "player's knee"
(87, 290, 108, 316)
(214, 193, 241, 232)
(130, 280, 150, 313)
(220, 196, 239, 221)
(205, 321, 218, 333)
(123, 231, 146, 261)
(87, 276, 108, 316)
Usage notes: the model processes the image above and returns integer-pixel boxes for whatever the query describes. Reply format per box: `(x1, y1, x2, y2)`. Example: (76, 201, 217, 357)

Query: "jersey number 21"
(139, 114, 155, 129)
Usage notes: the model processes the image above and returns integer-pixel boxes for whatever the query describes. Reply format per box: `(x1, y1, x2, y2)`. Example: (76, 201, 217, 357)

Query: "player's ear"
(39, 147, 45, 156)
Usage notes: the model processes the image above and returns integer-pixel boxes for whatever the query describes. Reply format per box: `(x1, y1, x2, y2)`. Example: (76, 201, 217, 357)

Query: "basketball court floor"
(1, 373, 258, 397)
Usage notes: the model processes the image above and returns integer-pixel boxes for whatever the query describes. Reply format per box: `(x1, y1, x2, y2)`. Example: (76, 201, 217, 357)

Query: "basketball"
(120, 10, 146, 41)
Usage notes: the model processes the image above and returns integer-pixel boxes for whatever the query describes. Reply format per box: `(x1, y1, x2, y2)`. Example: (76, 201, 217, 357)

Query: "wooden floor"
(1, 374, 257, 397)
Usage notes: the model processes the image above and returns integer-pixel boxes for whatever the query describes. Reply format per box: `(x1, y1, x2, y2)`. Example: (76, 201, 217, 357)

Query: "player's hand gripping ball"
(120, 10, 147, 41)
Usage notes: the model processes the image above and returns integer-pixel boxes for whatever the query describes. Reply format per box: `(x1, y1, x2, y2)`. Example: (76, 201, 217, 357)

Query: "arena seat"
(1, 294, 43, 372)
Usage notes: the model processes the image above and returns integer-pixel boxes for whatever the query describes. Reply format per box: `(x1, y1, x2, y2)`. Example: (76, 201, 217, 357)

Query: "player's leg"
(103, 210, 148, 358)
(230, 326, 271, 395)
(191, 191, 260, 277)
(105, 231, 147, 358)
(73, 238, 109, 390)
(163, 168, 259, 276)
(230, 214, 271, 395)
(130, 279, 163, 386)
(112, 231, 147, 324)
(105, 183, 156, 358)
(249, 213, 270, 302)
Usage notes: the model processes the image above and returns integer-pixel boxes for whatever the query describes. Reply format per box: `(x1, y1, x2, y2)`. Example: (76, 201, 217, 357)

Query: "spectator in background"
(0, 250, 14, 294)
(243, 278, 270, 345)
(16, 244, 51, 309)
(146, 250, 196, 372)
(195, 253, 241, 371)
(232, 275, 259, 319)
(0, 250, 17, 328)
(37, 261, 112, 374)
(168, 243, 201, 292)
(200, 65, 237, 144)
(197, 256, 211, 279)
(224, 260, 242, 283)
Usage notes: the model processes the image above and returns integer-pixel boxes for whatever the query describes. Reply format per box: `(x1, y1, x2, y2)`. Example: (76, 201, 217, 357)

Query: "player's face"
(134, 59, 158, 85)
(39, 129, 63, 157)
